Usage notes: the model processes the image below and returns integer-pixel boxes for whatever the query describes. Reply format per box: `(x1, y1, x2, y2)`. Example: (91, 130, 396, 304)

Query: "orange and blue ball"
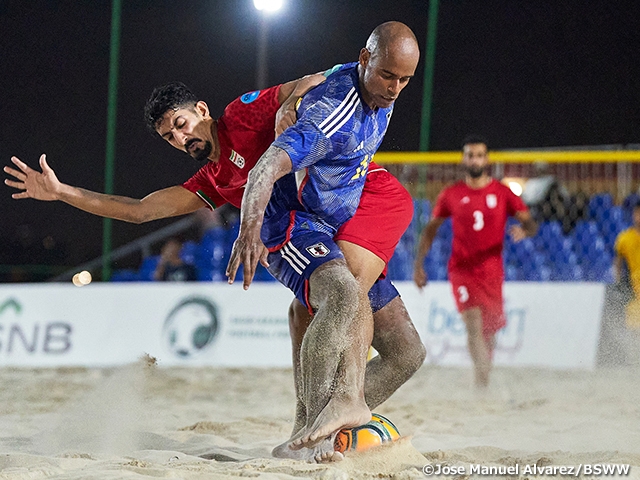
(334, 413, 400, 453)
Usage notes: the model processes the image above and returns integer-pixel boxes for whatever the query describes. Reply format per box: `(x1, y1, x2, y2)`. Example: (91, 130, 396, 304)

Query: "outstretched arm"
(413, 217, 445, 289)
(226, 145, 293, 289)
(275, 73, 326, 136)
(4, 154, 204, 223)
(510, 210, 538, 242)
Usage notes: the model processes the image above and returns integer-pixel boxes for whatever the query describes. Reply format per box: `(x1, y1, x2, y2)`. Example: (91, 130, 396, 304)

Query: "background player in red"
(413, 135, 537, 388)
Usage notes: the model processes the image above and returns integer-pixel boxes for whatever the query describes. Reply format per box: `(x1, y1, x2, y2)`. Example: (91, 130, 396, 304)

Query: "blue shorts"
(368, 277, 400, 313)
(267, 231, 344, 312)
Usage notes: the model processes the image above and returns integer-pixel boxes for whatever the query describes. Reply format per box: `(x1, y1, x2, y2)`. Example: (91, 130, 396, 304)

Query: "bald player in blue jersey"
(227, 21, 420, 462)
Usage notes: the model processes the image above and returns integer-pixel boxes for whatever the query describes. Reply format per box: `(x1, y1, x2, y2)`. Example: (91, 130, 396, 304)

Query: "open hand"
(275, 97, 299, 137)
(4, 154, 62, 201)
(413, 263, 429, 290)
(509, 224, 527, 243)
(226, 226, 270, 290)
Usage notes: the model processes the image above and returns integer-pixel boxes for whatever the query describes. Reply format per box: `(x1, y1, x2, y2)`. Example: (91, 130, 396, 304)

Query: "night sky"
(1, 0, 639, 274)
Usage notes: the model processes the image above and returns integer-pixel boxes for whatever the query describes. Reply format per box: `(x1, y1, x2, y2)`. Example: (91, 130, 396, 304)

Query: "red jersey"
(432, 179, 528, 270)
(182, 86, 281, 209)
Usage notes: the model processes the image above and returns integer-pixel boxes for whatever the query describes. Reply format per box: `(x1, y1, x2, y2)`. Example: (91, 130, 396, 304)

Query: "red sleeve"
(222, 85, 282, 133)
(431, 188, 451, 218)
(505, 185, 528, 216)
(182, 166, 227, 210)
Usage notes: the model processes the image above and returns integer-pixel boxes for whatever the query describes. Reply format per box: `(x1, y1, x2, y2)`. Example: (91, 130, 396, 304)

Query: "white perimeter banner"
(397, 281, 604, 369)
(0, 281, 604, 369)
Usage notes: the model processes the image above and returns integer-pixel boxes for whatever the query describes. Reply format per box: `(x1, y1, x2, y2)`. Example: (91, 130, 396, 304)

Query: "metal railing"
(48, 215, 199, 282)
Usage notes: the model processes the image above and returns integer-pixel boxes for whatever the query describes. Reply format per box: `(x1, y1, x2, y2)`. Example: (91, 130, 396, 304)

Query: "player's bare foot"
(288, 396, 370, 450)
(315, 449, 344, 463)
(272, 436, 342, 463)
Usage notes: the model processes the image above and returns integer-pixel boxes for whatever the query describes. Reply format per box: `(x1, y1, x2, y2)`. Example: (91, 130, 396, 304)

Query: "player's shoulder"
(221, 85, 279, 119)
(487, 179, 521, 200)
(617, 227, 636, 241)
(442, 181, 467, 195)
(300, 62, 359, 108)
(489, 178, 512, 192)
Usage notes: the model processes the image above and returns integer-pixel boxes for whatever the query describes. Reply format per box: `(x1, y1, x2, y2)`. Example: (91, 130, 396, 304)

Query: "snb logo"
(163, 297, 219, 358)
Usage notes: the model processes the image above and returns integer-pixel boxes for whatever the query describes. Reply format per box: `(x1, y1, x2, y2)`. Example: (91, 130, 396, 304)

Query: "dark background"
(1, 0, 639, 275)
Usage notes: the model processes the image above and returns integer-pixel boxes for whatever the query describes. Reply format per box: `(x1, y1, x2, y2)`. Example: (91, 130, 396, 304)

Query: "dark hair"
(461, 134, 489, 151)
(144, 82, 198, 132)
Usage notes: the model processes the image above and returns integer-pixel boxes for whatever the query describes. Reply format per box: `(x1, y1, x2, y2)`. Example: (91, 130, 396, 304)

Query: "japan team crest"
(486, 194, 497, 208)
(306, 243, 330, 257)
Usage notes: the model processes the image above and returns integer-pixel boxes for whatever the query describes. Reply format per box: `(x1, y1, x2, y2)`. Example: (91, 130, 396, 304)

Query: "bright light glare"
(72, 270, 92, 287)
(508, 181, 524, 196)
(253, 0, 283, 12)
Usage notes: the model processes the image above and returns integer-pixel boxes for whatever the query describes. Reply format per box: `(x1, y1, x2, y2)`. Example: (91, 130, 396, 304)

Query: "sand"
(1, 361, 639, 479)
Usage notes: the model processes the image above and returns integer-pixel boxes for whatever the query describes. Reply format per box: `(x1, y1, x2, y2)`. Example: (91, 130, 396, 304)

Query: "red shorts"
(448, 257, 505, 338)
(335, 168, 413, 277)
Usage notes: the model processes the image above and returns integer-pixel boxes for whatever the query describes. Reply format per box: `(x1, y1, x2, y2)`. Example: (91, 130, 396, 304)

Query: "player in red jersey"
(6, 71, 424, 461)
(413, 136, 537, 388)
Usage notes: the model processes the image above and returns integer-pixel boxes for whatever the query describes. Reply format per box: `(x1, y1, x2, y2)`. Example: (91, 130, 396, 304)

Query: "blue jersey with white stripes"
(262, 62, 394, 248)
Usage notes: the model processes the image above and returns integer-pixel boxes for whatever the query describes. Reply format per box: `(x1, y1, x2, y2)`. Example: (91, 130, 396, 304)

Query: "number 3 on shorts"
(457, 285, 469, 303)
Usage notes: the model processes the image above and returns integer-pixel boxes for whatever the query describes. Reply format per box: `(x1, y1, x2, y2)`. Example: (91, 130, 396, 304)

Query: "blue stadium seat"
(180, 240, 198, 265)
(557, 264, 584, 281)
(505, 263, 522, 281)
(588, 193, 614, 220)
(110, 269, 140, 282)
(538, 220, 563, 241)
(388, 244, 413, 281)
(138, 255, 161, 281)
(413, 198, 431, 226)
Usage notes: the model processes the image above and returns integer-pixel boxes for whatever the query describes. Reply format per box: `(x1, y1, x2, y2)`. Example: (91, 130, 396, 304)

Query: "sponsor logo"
(0, 297, 72, 355)
(240, 90, 260, 104)
(229, 150, 246, 168)
(461, 196, 470, 204)
(422, 298, 526, 363)
(486, 194, 497, 208)
(306, 243, 330, 258)
(163, 297, 219, 358)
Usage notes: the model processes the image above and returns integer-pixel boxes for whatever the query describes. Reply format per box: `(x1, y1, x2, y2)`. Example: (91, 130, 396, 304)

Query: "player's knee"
(309, 261, 359, 314)
(462, 309, 483, 337)
(393, 328, 426, 374)
(289, 300, 312, 338)
(373, 320, 426, 373)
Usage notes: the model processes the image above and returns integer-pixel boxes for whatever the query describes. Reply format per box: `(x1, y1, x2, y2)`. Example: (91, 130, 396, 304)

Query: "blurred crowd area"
(3, 157, 640, 285)
(107, 190, 638, 285)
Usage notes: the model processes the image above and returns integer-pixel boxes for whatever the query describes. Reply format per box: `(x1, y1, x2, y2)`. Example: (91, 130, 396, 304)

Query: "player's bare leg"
(286, 300, 311, 437)
(287, 259, 371, 450)
(275, 243, 423, 457)
(273, 296, 367, 461)
(337, 240, 425, 408)
(462, 307, 492, 388)
(365, 296, 426, 408)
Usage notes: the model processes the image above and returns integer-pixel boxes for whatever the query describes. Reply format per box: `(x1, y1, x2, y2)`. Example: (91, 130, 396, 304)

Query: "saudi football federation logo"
(240, 90, 260, 104)
(163, 297, 219, 358)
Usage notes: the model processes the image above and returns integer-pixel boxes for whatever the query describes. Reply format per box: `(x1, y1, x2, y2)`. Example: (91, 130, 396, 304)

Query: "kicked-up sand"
(0, 360, 639, 479)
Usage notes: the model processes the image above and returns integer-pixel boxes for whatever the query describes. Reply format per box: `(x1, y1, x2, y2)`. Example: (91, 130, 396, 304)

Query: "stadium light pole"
(420, 0, 439, 152)
(253, 0, 283, 89)
(103, 0, 122, 281)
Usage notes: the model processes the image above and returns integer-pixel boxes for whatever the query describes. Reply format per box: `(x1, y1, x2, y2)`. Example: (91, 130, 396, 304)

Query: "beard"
(466, 165, 486, 178)
(186, 139, 213, 163)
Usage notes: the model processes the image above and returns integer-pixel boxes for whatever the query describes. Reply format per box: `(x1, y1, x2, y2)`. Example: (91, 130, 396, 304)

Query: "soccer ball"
(333, 413, 400, 453)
